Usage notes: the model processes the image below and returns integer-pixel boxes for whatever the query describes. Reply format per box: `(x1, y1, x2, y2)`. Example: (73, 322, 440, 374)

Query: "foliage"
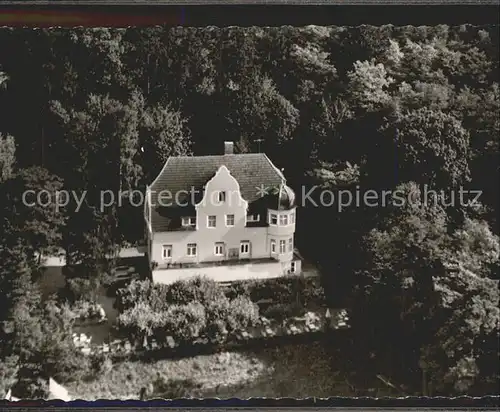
(148, 377, 202, 399)
(89, 352, 113, 377)
(64, 276, 101, 303)
(115, 279, 158, 313)
(352, 183, 500, 395)
(116, 276, 226, 313)
(347, 60, 393, 112)
(225, 276, 326, 307)
(115, 277, 259, 347)
(0, 166, 66, 259)
(0, 133, 15, 182)
(67, 300, 105, 321)
(226, 295, 260, 332)
(161, 302, 207, 345)
(165, 276, 226, 306)
(262, 302, 305, 322)
(381, 108, 471, 188)
(0, 355, 19, 396)
(0, 24, 499, 396)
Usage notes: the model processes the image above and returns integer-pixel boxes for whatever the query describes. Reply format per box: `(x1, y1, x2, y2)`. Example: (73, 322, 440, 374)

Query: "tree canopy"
(0, 24, 498, 397)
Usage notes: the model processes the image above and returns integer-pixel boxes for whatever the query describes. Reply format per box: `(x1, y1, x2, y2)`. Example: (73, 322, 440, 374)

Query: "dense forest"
(0, 24, 499, 397)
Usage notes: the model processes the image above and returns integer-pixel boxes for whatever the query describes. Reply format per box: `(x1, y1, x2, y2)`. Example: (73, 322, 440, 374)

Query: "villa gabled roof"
(148, 153, 286, 232)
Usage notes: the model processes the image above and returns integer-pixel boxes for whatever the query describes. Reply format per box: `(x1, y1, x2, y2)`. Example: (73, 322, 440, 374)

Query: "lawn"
(65, 340, 398, 400)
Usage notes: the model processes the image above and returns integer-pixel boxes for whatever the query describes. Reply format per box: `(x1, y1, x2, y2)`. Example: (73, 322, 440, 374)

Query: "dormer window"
(247, 214, 260, 222)
(182, 217, 196, 227)
(217, 191, 226, 203)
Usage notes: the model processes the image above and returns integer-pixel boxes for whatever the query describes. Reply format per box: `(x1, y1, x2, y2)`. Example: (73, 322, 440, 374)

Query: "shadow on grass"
(200, 331, 405, 399)
(199, 339, 353, 398)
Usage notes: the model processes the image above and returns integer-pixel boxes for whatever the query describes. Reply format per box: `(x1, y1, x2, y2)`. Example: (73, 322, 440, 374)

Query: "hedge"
(224, 275, 326, 307)
(262, 302, 305, 322)
(116, 275, 325, 315)
(115, 276, 226, 314)
(114, 275, 324, 348)
(115, 277, 259, 347)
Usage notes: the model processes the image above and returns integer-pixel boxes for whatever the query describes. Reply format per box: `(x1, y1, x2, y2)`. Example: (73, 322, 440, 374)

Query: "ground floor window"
(187, 243, 197, 256)
(240, 241, 250, 255)
(162, 245, 172, 259)
(214, 242, 224, 256)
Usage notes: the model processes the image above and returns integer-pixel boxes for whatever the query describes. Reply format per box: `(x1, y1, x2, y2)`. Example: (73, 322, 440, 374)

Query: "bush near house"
(63, 276, 101, 303)
(114, 276, 227, 313)
(114, 276, 324, 346)
(224, 275, 326, 308)
(67, 300, 106, 324)
(262, 302, 305, 322)
(116, 275, 325, 316)
(115, 277, 260, 348)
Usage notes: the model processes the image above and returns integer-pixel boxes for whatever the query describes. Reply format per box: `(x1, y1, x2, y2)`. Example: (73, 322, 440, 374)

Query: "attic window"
(218, 191, 226, 203)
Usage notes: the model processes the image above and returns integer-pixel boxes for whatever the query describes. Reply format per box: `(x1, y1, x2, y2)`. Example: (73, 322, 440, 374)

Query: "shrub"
(13, 373, 50, 399)
(116, 278, 262, 348)
(263, 302, 305, 322)
(225, 276, 326, 307)
(224, 281, 252, 300)
(117, 301, 208, 347)
(205, 319, 228, 344)
(205, 295, 231, 320)
(227, 296, 260, 333)
(149, 377, 202, 399)
(166, 276, 225, 305)
(90, 352, 113, 376)
(0, 355, 19, 396)
(204, 295, 232, 343)
(115, 277, 225, 315)
(148, 283, 171, 312)
(115, 280, 160, 313)
(301, 279, 326, 307)
(115, 280, 149, 313)
(161, 302, 207, 345)
(64, 277, 100, 303)
(116, 301, 163, 345)
(69, 300, 104, 321)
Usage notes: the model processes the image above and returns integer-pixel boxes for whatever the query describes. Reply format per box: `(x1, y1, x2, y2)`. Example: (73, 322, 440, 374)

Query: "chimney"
(224, 141, 234, 155)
